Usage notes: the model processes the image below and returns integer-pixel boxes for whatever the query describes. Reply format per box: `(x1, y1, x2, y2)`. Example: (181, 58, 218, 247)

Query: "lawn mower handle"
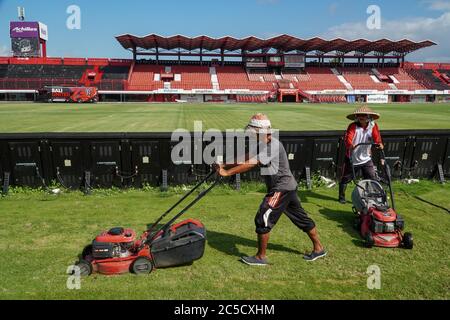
(350, 143, 396, 210)
(157, 177, 221, 237)
(146, 170, 217, 235)
(352, 142, 381, 150)
(144, 169, 220, 245)
(349, 143, 379, 184)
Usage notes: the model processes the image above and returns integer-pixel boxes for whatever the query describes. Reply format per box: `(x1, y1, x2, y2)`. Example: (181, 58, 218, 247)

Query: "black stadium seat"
(0, 64, 93, 89)
(6, 64, 90, 79)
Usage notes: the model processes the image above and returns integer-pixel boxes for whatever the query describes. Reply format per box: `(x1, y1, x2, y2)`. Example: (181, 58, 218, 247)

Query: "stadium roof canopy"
(115, 34, 436, 55)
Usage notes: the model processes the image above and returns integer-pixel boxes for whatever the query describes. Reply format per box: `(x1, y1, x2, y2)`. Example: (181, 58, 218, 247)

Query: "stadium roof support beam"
(354, 51, 365, 67)
(335, 51, 345, 67)
(156, 46, 159, 64)
(374, 52, 384, 68)
(132, 45, 137, 61)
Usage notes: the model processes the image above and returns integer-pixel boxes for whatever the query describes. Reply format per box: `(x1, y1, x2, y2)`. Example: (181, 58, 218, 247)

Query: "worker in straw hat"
(216, 113, 326, 265)
(338, 105, 384, 204)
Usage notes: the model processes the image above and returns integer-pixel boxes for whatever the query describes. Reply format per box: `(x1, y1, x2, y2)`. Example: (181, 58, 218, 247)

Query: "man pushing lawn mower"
(215, 113, 326, 266)
(339, 105, 384, 204)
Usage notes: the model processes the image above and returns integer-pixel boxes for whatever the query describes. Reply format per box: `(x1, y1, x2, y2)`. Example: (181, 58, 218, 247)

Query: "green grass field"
(0, 182, 449, 300)
(0, 102, 449, 132)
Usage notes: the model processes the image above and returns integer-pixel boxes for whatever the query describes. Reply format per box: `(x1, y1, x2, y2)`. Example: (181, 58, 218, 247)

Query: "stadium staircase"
(210, 67, 220, 90)
(297, 89, 316, 102)
(126, 61, 135, 90)
(388, 83, 399, 90)
(334, 74, 353, 91)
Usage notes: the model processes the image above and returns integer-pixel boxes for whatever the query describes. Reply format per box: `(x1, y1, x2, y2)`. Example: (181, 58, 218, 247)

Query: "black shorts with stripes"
(255, 190, 315, 234)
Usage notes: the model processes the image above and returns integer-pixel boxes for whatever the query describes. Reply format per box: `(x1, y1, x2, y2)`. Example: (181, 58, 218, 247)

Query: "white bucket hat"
(245, 114, 272, 133)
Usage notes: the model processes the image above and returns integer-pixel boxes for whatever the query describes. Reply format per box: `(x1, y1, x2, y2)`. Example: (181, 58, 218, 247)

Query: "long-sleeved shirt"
(344, 121, 382, 166)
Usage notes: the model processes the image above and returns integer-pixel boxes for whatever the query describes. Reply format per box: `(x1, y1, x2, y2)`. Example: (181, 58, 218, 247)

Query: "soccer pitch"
(0, 102, 449, 132)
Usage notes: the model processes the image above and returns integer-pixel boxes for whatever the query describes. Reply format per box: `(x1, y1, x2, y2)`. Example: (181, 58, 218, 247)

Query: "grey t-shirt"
(258, 138, 298, 192)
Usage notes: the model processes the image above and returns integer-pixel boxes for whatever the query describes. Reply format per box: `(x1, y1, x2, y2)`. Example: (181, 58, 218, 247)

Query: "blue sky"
(0, 0, 449, 61)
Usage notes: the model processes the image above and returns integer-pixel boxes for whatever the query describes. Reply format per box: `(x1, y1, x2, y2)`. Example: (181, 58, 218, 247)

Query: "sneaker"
(303, 250, 327, 262)
(241, 256, 269, 266)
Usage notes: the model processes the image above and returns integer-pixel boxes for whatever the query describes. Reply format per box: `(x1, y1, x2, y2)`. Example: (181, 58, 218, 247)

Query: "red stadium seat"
(337, 68, 390, 90)
(294, 67, 347, 91)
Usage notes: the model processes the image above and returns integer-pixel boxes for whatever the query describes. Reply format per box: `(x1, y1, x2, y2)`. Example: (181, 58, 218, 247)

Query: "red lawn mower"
(75, 171, 220, 275)
(350, 143, 413, 249)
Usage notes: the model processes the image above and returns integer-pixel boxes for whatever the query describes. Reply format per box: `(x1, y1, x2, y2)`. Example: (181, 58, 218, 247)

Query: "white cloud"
(424, 0, 450, 11)
(323, 10, 450, 62)
(326, 12, 450, 40)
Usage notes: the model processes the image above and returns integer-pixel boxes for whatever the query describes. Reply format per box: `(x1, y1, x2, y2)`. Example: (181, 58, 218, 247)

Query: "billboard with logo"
(10, 21, 48, 57)
(367, 94, 389, 104)
(10, 21, 48, 40)
(10, 22, 39, 38)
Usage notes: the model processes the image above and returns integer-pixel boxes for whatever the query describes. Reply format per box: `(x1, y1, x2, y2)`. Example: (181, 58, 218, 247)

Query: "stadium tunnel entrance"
(278, 89, 299, 103)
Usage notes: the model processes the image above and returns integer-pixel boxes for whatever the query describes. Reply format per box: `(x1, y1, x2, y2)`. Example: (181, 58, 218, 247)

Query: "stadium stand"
(438, 70, 450, 85)
(247, 69, 278, 82)
(0, 63, 89, 89)
(0, 57, 132, 90)
(127, 64, 214, 90)
(127, 64, 164, 91)
(100, 65, 130, 80)
(95, 65, 130, 90)
(378, 67, 426, 90)
(0, 64, 8, 78)
(277, 79, 295, 89)
(405, 68, 449, 90)
(170, 66, 212, 90)
(216, 66, 275, 91)
(337, 67, 390, 90)
(295, 67, 347, 91)
(5, 64, 88, 79)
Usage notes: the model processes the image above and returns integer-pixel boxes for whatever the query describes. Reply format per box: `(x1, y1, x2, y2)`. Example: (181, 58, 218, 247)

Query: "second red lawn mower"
(75, 170, 220, 275)
(350, 143, 413, 249)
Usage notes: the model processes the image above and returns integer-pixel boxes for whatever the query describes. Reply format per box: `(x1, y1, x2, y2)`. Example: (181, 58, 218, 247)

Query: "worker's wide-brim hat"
(347, 105, 380, 120)
(245, 116, 273, 133)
